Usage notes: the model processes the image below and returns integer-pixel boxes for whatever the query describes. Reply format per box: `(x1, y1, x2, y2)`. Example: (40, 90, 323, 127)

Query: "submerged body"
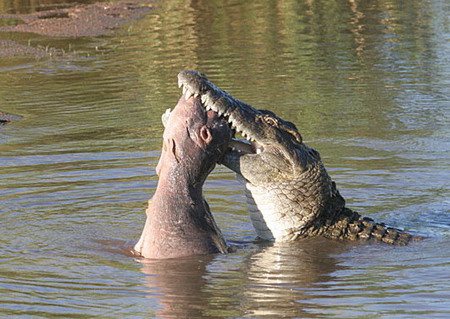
(177, 70, 420, 245)
(133, 94, 231, 259)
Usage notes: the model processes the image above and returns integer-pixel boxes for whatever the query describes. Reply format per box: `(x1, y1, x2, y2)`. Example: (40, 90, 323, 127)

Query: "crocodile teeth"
(206, 96, 212, 106)
(212, 103, 227, 117)
(194, 92, 199, 98)
(178, 79, 183, 88)
(210, 103, 219, 112)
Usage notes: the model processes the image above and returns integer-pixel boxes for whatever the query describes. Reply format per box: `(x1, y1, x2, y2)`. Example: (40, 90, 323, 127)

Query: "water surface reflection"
(139, 239, 349, 318)
(1, 0, 449, 317)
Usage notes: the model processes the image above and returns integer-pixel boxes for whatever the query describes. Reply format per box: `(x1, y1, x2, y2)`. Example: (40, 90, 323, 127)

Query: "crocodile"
(133, 94, 231, 258)
(0, 112, 22, 124)
(177, 70, 421, 245)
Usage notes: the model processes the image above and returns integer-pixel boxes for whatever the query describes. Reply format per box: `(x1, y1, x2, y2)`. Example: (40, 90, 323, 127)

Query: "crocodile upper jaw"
(177, 70, 266, 155)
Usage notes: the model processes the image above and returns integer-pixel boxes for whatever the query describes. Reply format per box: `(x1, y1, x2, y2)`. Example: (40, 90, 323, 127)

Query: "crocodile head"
(177, 71, 305, 172)
(178, 71, 345, 241)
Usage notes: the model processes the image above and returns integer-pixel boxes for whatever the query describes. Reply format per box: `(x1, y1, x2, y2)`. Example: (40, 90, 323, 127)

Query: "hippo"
(133, 94, 231, 259)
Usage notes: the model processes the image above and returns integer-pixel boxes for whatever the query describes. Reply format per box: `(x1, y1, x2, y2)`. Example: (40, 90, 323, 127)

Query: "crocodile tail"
(324, 208, 421, 245)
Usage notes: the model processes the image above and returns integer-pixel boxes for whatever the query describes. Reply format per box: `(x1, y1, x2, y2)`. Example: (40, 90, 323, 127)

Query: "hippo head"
(156, 95, 232, 191)
(133, 94, 232, 259)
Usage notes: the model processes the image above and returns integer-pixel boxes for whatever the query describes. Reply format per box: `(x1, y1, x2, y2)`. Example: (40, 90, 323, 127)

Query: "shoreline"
(0, 0, 155, 58)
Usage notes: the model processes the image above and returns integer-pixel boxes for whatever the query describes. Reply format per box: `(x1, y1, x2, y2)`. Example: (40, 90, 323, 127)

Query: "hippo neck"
(157, 160, 211, 198)
(134, 173, 226, 259)
(157, 173, 204, 198)
(153, 165, 209, 219)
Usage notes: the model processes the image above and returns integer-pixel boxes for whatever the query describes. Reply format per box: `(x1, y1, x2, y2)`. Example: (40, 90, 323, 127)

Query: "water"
(1, 0, 449, 317)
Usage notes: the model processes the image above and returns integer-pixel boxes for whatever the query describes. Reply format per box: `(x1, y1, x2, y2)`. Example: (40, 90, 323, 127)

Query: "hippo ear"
(199, 126, 213, 144)
(161, 108, 172, 127)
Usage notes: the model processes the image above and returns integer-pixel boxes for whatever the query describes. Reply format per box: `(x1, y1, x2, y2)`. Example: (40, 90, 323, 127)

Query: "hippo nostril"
(200, 126, 212, 144)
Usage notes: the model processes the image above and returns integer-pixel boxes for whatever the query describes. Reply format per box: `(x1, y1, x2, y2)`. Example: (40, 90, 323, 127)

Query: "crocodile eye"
(264, 116, 278, 127)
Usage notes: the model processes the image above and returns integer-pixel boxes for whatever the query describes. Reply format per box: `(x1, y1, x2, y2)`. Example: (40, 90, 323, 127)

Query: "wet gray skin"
(133, 94, 231, 259)
(177, 70, 421, 245)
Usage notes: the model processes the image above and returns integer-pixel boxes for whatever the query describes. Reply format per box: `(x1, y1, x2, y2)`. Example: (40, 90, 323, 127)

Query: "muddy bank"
(0, 1, 154, 37)
(0, 39, 64, 58)
(0, 0, 156, 121)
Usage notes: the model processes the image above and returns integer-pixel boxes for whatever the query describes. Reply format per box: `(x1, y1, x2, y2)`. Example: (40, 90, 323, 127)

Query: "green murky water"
(1, 0, 449, 317)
